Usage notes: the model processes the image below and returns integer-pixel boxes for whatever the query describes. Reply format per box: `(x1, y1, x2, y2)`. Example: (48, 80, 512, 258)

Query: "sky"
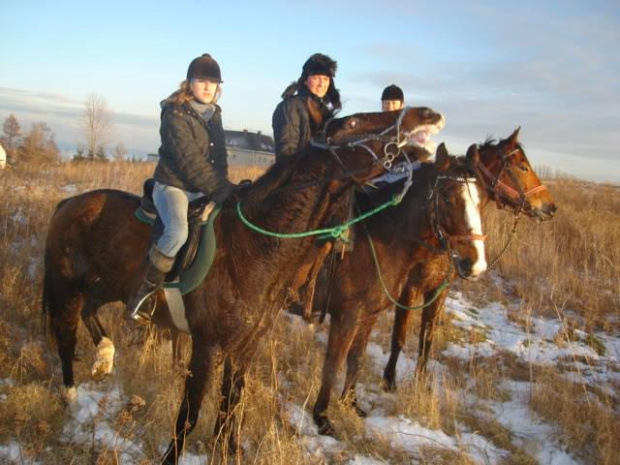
(1, 0, 619, 183)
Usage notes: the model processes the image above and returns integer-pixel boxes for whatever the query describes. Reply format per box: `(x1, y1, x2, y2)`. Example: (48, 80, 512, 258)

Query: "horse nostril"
(458, 259, 473, 277)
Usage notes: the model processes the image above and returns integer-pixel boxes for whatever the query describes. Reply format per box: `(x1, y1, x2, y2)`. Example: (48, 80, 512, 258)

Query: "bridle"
(472, 144, 548, 215)
(310, 106, 414, 181)
(426, 173, 486, 278)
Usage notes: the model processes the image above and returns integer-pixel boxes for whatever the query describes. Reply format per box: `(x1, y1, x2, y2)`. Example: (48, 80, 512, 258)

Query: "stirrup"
(128, 291, 158, 324)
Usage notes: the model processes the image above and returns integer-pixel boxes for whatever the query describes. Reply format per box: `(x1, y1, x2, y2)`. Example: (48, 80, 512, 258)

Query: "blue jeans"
(153, 182, 205, 257)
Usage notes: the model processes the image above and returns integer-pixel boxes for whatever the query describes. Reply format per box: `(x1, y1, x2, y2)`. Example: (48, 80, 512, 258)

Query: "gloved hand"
(211, 179, 237, 206)
(237, 179, 253, 191)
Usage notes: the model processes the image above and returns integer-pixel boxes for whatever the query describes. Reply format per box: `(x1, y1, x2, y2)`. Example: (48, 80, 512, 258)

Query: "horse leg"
(416, 289, 449, 376)
(170, 329, 187, 369)
(213, 356, 247, 455)
(49, 292, 84, 403)
(301, 243, 332, 323)
(160, 338, 216, 465)
(383, 286, 422, 392)
(80, 280, 115, 379)
(342, 314, 378, 418)
(313, 308, 360, 437)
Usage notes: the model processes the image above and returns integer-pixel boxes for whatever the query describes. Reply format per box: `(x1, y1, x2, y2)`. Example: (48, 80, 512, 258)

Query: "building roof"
(225, 130, 274, 153)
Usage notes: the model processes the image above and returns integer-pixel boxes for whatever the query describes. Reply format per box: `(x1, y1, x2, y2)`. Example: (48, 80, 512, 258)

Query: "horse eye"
(520, 165, 529, 172)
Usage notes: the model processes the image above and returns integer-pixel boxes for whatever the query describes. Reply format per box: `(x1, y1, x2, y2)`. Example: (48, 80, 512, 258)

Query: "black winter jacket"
(272, 88, 329, 160)
(153, 100, 235, 204)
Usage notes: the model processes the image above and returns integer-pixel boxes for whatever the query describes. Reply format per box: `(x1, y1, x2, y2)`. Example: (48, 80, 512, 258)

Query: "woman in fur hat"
(126, 53, 236, 323)
(272, 53, 341, 161)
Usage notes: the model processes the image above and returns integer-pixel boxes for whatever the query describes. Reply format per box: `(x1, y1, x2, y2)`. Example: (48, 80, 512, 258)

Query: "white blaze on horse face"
(460, 181, 487, 277)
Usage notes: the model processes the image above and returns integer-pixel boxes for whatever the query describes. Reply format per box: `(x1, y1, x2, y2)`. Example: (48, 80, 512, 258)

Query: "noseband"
(474, 145, 548, 214)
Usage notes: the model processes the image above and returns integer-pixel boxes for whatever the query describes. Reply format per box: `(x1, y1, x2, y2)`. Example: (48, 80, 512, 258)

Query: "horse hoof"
(61, 386, 78, 405)
(314, 415, 337, 438)
(382, 378, 397, 393)
(91, 337, 115, 379)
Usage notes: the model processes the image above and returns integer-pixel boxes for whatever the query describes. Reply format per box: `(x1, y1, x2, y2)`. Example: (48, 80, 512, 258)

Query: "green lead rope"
(236, 194, 403, 242)
(363, 224, 451, 311)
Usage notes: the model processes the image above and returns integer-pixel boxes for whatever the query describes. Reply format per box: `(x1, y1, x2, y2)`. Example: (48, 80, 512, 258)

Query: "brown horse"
(311, 146, 488, 436)
(42, 107, 445, 464)
(382, 128, 557, 391)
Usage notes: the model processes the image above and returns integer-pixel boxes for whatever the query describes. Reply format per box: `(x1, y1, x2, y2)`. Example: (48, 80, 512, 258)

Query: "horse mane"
(231, 149, 324, 219)
(479, 136, 524, 152)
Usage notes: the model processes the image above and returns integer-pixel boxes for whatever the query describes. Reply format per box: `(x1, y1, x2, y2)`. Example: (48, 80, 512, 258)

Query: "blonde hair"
(170, 80, 221, 105)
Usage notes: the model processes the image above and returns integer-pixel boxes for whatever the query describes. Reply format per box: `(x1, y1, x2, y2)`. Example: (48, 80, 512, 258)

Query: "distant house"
(145, 130, 275, 167)
(225, 130, 275, 167)
(0, 143, 6, 169)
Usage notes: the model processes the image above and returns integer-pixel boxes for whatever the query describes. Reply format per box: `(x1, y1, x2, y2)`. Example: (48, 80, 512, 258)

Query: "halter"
(474, 145, 548, 215)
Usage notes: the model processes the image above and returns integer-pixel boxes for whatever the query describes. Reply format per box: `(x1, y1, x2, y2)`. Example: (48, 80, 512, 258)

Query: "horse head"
(432, 143, 487, 280)
(466, 128, 557, 220)
(313, 107, 445, 182)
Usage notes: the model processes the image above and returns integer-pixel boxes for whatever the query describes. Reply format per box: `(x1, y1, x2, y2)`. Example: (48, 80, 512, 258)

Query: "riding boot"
(126, 248, 174, 324)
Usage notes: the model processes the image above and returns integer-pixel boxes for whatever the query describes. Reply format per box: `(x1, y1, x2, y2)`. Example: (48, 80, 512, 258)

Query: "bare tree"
(82, 93, 112, 161)
(112, 142, 127, 162)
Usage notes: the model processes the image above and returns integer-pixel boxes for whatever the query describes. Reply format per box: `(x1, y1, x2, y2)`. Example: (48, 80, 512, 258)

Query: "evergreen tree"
(1, 114, 22, 164)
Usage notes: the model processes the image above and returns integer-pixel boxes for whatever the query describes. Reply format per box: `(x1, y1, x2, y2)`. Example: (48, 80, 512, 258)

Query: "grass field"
(0, 161, 618, 464)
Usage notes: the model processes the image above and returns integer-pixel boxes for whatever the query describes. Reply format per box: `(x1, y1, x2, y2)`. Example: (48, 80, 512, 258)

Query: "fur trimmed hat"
(280, 53, 341, 111)
(187, 54, 222, 82)
(302, 53, 337, 79)
(381, 84, 404, 102)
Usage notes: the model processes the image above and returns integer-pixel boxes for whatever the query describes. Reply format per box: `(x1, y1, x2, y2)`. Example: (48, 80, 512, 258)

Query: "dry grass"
(0, 161, 618, 464)
(479, 179, 620, 332)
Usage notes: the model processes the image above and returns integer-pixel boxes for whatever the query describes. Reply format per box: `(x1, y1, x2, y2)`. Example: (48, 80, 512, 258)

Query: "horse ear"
(507, 126, 521, 147)
(466, 144, 480, 165)
(435, 143, 450, 170)
(436, 142, 448, 158)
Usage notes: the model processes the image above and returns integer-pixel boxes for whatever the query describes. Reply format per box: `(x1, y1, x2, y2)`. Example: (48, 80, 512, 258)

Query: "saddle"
(138, 178, 215, 284)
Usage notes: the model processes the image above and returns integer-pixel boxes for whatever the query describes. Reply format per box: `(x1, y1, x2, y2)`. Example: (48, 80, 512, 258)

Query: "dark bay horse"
(311, 146, 488, 436)
(382, 128, 557, 391)
(42, 107, 445, 464)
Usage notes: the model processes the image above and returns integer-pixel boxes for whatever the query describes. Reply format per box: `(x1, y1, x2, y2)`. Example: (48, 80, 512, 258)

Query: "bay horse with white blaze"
(42, 107, 444, 464)
(312, 146, 487, 436)
(382, 128, 556, 390)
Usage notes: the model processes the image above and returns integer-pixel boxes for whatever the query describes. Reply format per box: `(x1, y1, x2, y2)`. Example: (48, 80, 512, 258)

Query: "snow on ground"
(1, 290, 618, 464)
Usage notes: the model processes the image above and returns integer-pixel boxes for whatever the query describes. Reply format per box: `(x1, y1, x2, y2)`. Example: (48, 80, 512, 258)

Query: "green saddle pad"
(135, 207, 220, 295)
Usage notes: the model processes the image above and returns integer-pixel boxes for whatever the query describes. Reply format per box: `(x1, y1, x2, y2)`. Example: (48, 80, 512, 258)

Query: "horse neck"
(231, 151, 353, 256)
(370, 164, 436, 244)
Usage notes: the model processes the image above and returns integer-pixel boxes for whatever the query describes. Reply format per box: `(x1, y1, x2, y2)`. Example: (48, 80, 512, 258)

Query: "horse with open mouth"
(42, 106, 444, 464)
